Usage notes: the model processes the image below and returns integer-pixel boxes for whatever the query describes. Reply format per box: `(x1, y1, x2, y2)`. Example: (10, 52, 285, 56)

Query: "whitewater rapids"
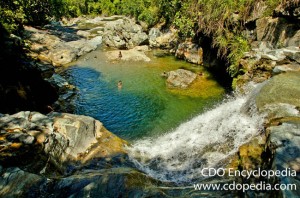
(127, 90, 264, 183)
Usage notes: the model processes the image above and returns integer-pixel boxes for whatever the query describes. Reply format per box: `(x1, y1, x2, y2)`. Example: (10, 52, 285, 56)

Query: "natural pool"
(61, 49, 225, 140)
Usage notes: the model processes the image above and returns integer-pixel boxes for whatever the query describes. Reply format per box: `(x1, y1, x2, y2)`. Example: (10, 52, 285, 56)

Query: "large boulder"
(48, 45, 78, 66)
(0, 111, 127, 173)
(235, 44, 300, 88)
(25, 26, 103, 66)
(149, 27, 178, 49)
(102, 18, 148, 49)
(175, 41, 203, 64)
(253, 71, 300, 197)
(149, 28, 162, 47)
(255, 72, 300, 110)
(163, 69, 197, 89)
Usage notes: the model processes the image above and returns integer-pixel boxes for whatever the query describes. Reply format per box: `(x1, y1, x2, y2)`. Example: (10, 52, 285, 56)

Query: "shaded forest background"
(0, 0, 298, 75)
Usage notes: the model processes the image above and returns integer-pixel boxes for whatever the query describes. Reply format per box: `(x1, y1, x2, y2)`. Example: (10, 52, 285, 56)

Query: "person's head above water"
(118, 80, 123, 88)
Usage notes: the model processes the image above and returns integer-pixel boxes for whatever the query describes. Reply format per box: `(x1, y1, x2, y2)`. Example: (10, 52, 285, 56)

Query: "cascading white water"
(127, 86, 265, 183)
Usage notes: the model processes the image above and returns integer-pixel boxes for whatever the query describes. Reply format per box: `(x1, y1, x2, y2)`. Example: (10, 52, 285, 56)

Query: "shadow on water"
(62, 66, 165, 140)
(61, 49, 226, 141)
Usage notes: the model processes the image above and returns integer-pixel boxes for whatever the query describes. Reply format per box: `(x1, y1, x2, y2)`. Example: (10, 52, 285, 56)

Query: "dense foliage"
(1, 0, 288, 77)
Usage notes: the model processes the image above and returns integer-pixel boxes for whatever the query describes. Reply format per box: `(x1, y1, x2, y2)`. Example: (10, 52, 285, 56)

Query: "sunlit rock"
(164, 69, 197, 89)
(0, 112, 128, 173)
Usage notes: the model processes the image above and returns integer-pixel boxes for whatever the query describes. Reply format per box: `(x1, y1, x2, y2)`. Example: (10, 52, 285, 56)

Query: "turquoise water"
(62, 49, 225, 141)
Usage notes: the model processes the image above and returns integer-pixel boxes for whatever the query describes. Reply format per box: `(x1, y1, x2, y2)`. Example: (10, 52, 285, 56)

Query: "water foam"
(127, 91, 264, 183)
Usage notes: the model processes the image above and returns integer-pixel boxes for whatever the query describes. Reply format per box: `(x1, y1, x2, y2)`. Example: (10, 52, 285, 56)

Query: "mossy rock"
(228, 136, 267, 171)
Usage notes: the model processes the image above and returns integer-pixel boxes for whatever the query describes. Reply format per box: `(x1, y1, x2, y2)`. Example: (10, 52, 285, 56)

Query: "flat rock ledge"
(105, 46, 151, 62)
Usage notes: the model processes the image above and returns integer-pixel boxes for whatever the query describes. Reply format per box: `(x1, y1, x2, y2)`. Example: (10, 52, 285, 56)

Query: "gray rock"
(283, 48, 300, 63)
(26, 26, 102, 66)
(47, 74, 69, 91)
(88, 26, 105, 36)
(149, 28, 162, 47)
(0, 112, 127, 172)
(256, 17, 300, 47)
(256, 72, 300, 110)
(0, 165, 237, 197)
(77, 30, 91, 38)
(269, 122, 300, 198)
(0, 112, 32, 129)
(261, 54, 279, 61)
(34, 63, 55, 78)
(252, 70, 300, 197)
(0, 167, 46, 197)
(20, 135, 35, 145)
(165, 69, 197, 89)
(48, 46, 78, 66)
(175, 42, 203, 64)
(67, 36, 102, 57)
(102, 18, 148, 49)
(105, 49, 151, 62)
(149, 28, 178, 49)
(273, 64, 300, 74)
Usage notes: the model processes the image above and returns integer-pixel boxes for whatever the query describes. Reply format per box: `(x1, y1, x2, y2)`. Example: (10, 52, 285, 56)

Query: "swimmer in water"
(118, 80, 123, 89)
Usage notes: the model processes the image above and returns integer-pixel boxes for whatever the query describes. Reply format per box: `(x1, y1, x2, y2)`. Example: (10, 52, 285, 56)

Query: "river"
(61, 48, 225, 141)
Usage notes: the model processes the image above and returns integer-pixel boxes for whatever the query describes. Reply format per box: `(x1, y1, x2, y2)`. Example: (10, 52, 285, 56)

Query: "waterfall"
(127, 85, 264, 183)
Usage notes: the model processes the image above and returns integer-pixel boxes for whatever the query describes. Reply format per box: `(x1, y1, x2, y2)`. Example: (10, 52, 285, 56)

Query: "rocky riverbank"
(1, 2, 300, 196)
(0, 111, 127, 172)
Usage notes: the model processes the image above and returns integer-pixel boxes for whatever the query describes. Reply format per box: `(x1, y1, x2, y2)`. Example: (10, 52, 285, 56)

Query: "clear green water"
(62, 49, 225, 141)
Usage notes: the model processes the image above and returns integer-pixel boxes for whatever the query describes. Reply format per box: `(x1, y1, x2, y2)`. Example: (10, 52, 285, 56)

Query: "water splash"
(127, 89, 264, 183)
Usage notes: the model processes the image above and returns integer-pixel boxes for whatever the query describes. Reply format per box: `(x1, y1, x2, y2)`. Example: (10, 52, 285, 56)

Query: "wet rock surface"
(1, 5, 300, 195)
(253, 72, 300, 197)
(0, 111, 238, 197)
